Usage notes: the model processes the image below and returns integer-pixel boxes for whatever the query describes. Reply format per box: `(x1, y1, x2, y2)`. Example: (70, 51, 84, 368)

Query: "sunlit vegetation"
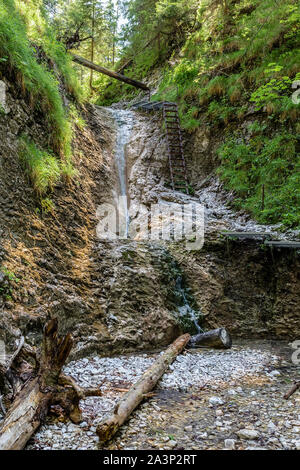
(0, 0, 299, 229)
(97, 0, 299, 229)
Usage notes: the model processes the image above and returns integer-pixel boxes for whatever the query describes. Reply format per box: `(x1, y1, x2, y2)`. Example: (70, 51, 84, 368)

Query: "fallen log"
(97, 333, 191, 444)
(187, 328, 232, 349)
(284, 381, 300, 400)
(71, 54, 150, 91)
(0, 318, 102, 450)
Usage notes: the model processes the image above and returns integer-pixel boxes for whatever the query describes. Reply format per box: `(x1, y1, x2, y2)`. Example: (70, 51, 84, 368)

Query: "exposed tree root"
(0, 318, 102, 450)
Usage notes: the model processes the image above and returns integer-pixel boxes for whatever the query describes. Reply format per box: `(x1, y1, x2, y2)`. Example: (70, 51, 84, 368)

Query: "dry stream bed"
(25, 340, 299, 451)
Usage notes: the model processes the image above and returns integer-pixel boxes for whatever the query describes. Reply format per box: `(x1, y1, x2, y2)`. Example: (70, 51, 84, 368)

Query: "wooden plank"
(71, 54, 150, 91)
(221, 231, 273, 240)
(264, 241, 300, 249)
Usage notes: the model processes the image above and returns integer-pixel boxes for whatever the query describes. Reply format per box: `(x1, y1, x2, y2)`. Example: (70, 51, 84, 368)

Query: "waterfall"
(175, 276, 204, 334)
(108, 108, 134, 238)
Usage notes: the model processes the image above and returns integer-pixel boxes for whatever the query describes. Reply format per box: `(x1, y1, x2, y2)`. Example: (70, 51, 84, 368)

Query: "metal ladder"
(162, 102, 189, 194)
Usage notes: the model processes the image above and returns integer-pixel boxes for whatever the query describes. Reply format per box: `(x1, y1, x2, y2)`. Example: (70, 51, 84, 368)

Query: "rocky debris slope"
(25, 341, 300, 451)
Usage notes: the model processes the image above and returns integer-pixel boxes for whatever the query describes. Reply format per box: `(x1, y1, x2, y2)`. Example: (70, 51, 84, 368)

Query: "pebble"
(184, 426, 193, 431)
(168, 440, 177, 448)
(224, 439, 236, 450)
(237, 429, 260, 440)
(269, 370, 281, 377)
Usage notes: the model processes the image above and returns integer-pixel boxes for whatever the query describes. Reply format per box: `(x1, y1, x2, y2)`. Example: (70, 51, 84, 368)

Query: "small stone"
(216, 409, 223, 416)
(267, 422, 277, 432)
(184, 425, 193, 431)
(224, 439, 235, 450)
(209, 396, 224, 406)
(237, 429, 260, 440)
(228, 389, 237, 396)
(269, 370, 281, 377)
(294, 441, 300, 450)
(168, 440, 177, 448)
(197, 432, 208, 439)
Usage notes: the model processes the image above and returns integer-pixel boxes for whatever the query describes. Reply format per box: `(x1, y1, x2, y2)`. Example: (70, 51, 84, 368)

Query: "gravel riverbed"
(26, 341, 300, 451)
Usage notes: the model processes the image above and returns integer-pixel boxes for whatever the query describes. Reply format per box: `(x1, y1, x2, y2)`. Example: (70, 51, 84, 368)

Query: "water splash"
(175, 276, 204, 334)
(108, 108, 134, 238)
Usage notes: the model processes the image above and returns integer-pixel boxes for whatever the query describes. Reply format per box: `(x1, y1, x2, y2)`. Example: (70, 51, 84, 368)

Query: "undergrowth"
(218, 130, 300, 229)
(98, 0, 300, 230)
(0, 0, 83, 197)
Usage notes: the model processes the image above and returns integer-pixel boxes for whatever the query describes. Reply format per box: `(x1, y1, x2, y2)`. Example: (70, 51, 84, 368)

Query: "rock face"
(0, 79, 299, 358)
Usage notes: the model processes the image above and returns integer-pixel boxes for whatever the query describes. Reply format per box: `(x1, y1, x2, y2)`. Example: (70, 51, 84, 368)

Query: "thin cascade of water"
(175, 276, 203, 333)
(108, 108, 134, 238)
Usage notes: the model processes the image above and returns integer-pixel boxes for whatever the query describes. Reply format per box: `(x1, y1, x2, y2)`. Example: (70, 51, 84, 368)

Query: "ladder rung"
(163, 101, 189, 195)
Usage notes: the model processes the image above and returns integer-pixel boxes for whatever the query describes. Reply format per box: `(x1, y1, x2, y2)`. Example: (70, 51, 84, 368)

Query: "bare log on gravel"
(284, 381, 300, 400)
(0, 318, 102, 450)
(97, 333, 191, 444)
(187, 328, 232, 350)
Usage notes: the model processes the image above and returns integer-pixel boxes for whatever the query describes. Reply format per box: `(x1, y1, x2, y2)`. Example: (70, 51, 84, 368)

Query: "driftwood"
(188, 328, 232, 349)
(0, 318, 101, 450)
(284, 381, 300, 400)
(0, 335, 25, 402)
(71, 54, 150, 91)
(97, 333, 191, 444)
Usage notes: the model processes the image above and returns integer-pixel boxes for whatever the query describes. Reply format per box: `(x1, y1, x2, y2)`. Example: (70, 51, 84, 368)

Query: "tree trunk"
(0, 318, 101, 450)
(89, 3, 95, 90)
(71, 54, 150, 91)
(97, 333, 190, 444)
(188, 328, 232, 349)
